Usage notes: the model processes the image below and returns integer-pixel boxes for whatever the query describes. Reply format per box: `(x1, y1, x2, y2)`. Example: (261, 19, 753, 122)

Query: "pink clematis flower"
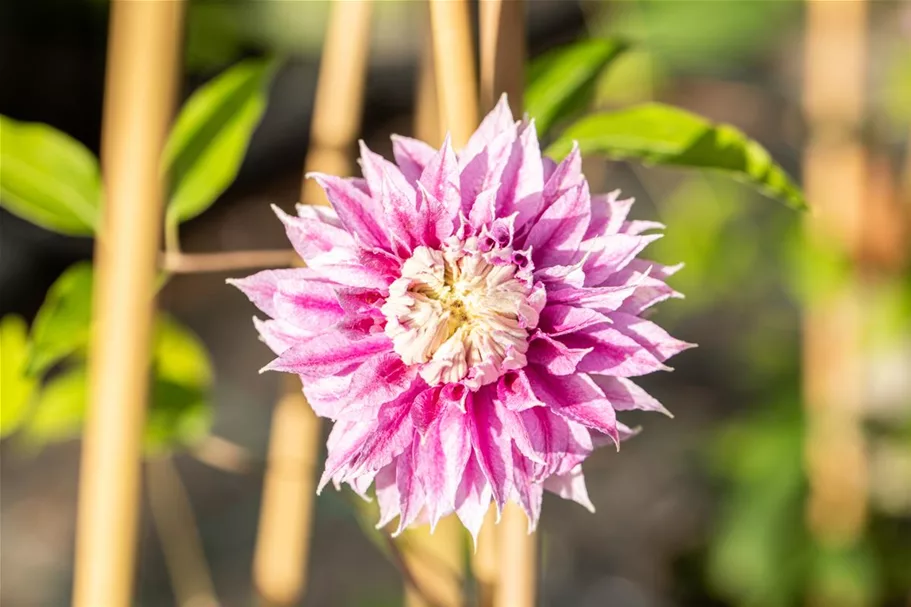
(231, 96, 693, 540)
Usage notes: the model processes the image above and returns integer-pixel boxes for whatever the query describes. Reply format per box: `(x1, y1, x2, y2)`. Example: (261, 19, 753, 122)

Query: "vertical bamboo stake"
(801, 0, 869, 558)
(480, 3, 536, 606)
(397, 8, 470, 607)
(301, 0, 373, 206)
(429, 0, 479, 149)
(479, 0, 525, 114)
(71, 2, 184, 606)
(252, 2, 372, 606)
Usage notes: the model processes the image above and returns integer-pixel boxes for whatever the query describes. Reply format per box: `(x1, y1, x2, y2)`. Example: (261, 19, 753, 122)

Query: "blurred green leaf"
(525, 38, 628, 138)
(20, 314, 214, 454)
(600, 0, 799, 75)
(1, 316, 38, 437)
(707, 406, 809, 607)
(0, 115, 101, 235)
(164, 58, 277, 227)
(146, 315, 214, 453)
(809, 543, 880, 607)
(784, 227, 852, 305)
(22, 366, 87, 445)
(26, 262, 94, 376)
(547, 103, 806, 210)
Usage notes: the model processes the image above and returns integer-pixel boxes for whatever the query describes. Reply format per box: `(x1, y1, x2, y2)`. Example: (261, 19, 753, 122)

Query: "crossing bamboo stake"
(72, 2, 184, 606)
(252, 1, 372, 605)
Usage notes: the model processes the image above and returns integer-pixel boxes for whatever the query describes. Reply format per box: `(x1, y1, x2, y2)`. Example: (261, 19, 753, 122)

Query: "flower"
(231, 96, 693, 540)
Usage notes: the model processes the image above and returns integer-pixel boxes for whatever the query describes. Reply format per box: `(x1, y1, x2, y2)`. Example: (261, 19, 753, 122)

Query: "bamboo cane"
(482, 3, 538, 606)
(479, 0, 526, 114)
(147, 457, 219, 607)
(429, 0, 479, 149)
(397, 15, 467, 607)
(71, 2, 184, 606)
(252, 2, 373, 605)
(801, 0, 869, 560)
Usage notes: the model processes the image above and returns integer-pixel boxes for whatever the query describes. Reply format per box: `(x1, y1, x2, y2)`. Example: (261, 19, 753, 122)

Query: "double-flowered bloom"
(232, 97, 693, 539)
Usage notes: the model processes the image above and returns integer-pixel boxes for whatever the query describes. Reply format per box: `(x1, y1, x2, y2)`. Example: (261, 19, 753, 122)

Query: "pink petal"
(418, 134, 461, 225)
(414, 402, 471, 529)
(585, 190, 634, 239)
(341, 354, 419, 419)
(538, 305, 611, 337)
(562, 324, 671, 377)
(511, 446, 543, 532)
(494, 399, 546, 465)
(609, 312, 696, 363)
(410, 386, 443, 435)
(526, 332, 592, 376)
(345, 386, 421, 478)
(454, 455, 494, 544)
(228, 268, 309, 317)
(496, 370, 546, 412)
(547, 282, 640, 313)
(583, 233, 663, 286)
(525, 368, 619, 445)
(252, 317, 308, 353)
(394, 448, 424, 535)
(375, 464, 401, 529)
(543, 465, 595, 512)
(273, 204, 353, 261)
(415, 182, 455, 249)
(272, 276, 346, 333)
(496, 120, 544, 229)
(593, 375, 671, 416)
(524, 182, 591, 267)
(263, 332, 391, 379)
(460, 126, 517, 217)
(319, 418, 375, 492)
(541, 142, 583, 207)
(621, 220, 665, 235)
(307, 172, 391, 250)
(468, 185, 501, 232)
(468, 388, 513, 512)
(460, 94, 515, 167)
(391, 134, 437, 183)
(517, 406, 593, 477)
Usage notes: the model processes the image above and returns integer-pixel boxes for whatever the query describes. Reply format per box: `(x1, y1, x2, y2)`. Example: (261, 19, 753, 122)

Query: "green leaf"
(525, 38, 628, 138)
(164, 58, 277, 227)
(19, 315, 214, 454)
(547, 103, 807, 210)
(26, 262, 94, 376)
(0, 115, 101, 235)
(146, 315, 213, 453)
(1, 316, 38, 437)
(22, 366, 88, 446)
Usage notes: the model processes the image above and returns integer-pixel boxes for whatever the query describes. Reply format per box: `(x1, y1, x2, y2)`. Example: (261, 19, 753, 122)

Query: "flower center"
(381, 237, 539, 389)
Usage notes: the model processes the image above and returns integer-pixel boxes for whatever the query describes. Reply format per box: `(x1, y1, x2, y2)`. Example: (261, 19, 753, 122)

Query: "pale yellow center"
(381, 239, 537, 389)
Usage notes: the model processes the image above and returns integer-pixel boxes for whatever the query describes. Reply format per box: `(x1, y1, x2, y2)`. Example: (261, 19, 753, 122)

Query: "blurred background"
(1, 1, 909, 606)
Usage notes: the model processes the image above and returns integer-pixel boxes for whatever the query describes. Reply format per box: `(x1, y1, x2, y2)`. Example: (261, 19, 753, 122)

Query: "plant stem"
(147, 456, 219, 607)
(72, 2, 184, 606)
(160, 249, 297, 274)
